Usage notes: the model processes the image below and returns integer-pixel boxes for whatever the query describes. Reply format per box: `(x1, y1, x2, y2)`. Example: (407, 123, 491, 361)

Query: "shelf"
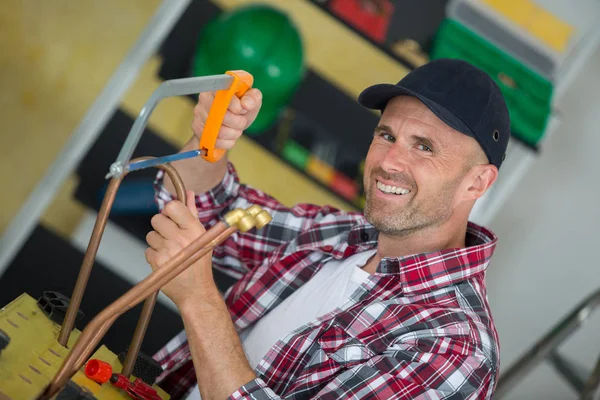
(68, 0, 566, 268)
(155, 0, 380, 209)
(209, 0, 413, 102)
(154, 0, 547, 217)
(306, 0, 417, 70)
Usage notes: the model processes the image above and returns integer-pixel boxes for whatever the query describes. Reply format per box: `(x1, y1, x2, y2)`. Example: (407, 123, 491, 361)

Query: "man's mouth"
(376, 180, 411, 195)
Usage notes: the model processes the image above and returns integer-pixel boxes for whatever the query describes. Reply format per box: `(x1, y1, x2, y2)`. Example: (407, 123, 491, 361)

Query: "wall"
(0, 0, 162, 238)
(485, 38, 600, 399)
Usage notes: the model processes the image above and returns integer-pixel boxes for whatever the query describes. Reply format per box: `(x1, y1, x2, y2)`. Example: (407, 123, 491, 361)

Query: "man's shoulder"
(451, 278, 500, 367)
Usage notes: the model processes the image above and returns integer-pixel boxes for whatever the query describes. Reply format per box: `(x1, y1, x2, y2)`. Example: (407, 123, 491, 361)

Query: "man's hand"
(145, 190, 214, 306)
(192, 88, 263, 150)
(163, 88, 263, 197)
(146, 190, 257, 400)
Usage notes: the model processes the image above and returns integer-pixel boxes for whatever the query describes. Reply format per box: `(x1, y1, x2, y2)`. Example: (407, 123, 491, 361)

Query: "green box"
(430, 19, 553, 147)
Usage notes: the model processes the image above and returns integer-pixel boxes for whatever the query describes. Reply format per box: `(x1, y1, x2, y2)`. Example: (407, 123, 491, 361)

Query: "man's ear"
(465, 164, 498, 200)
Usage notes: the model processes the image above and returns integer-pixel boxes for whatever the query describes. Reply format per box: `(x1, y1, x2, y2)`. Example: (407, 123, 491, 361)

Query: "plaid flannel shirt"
(152, 162, 500, 399)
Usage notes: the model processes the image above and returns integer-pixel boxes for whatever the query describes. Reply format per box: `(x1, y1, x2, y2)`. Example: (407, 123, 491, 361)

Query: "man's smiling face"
(363, 95, 487, 236)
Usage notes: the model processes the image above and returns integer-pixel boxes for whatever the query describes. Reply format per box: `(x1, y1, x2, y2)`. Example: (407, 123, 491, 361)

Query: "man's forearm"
(163, 137, 229, 197)
(179, 286, 256, 400)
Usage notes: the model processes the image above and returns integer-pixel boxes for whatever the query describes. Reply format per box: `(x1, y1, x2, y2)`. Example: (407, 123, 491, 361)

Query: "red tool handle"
(111, 373, 162, 400)
(199, 70, 254, 162)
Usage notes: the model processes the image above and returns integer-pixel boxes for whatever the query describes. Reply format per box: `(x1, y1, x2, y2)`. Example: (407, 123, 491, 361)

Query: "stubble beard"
(363, 173, 460, 237)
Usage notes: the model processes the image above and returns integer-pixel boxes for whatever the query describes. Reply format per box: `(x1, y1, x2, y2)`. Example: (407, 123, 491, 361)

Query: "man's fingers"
(192, 89, 262, 147)
(146, 231, 163, 250)
(151, 213, 179, 238)
(228, 95, 246, 115)
(198, 92, 246, 119)
(145, 247, 158, 268)
(222, 110, 248, 131)
(241, 89, 262, 112)
(163, 200, 202, 230)
(217, 125, 242, 141)
(197, 91, 215, 109)
(215, 138, 236, 150)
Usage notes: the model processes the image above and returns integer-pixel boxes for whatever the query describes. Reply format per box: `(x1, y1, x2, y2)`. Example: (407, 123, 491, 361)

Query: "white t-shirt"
(185, 250, 376, 400)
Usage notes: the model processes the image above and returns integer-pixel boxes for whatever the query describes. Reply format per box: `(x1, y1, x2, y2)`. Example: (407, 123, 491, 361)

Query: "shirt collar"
(347, 220, 497, 295)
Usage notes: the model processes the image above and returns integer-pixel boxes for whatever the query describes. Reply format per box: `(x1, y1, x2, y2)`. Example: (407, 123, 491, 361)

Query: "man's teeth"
(376, 181, 410, 195)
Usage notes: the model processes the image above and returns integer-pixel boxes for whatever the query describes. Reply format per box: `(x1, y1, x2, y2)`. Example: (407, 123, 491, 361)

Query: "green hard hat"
(192, 5, 305, 135)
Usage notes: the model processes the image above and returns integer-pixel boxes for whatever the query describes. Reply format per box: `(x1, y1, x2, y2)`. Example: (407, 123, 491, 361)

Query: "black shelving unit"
(156, 0, 385, 209)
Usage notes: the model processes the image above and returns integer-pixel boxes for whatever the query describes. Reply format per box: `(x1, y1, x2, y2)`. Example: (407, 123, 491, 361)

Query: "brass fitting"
(245, 204, 263, 217)
(224, 206, 272, 232)
(245, 205, 272, 229)
(254, 211, 272, 229)
(237, 214, 256, 233)
(224, 209, 246, 227)
(224, 208, 254, 232)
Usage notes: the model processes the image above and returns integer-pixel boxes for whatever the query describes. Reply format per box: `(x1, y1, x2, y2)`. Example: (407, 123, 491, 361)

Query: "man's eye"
(417, 144, 432, 152)
(382, 133, 395, 142)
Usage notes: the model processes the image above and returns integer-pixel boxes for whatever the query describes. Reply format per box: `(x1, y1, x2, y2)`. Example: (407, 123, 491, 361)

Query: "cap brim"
(358, 84, 474, 139)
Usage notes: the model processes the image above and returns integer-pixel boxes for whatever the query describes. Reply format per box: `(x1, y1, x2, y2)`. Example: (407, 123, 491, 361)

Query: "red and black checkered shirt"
(152, 162, 500, 399)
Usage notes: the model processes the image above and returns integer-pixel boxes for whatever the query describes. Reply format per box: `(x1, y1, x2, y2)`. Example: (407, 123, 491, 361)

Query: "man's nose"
(380, 143, 409, 174)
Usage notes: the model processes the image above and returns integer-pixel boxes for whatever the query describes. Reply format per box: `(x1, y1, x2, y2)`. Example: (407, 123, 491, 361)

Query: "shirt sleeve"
(154, 161, 347, 281)
(227, 344, 496, 400)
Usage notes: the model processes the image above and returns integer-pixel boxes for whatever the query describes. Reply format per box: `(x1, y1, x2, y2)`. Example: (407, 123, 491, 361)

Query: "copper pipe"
(121, 291, 159, 377)
(75, 228, 235, 371)
(58, 157, 186, 347)
(39, 222, 238, 399)
(57, 175, 121, 347)
(120, 161, 187, 377)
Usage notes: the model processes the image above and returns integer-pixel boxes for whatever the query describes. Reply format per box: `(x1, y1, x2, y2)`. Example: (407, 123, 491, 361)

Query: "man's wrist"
(177, 284, 224, 317)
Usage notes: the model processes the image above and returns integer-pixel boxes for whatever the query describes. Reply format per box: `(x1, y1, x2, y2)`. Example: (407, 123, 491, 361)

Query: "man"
(145, 58, 509, 399)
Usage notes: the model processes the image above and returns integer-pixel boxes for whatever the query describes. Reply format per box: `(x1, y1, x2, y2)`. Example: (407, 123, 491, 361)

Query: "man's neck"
(362, 221, 468, 274)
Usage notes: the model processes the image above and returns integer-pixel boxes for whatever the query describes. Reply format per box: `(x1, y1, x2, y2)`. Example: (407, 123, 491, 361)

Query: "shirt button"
(323, 245, 334, 252)
(360, 232, 369, 242)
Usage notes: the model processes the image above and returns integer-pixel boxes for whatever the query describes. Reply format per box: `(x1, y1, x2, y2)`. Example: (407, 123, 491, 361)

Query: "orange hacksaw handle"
(199, 70, 254, 162)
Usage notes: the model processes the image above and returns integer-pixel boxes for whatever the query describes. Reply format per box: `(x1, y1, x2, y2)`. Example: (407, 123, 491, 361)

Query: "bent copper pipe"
(71, 224, 231, 370)
(121, 159, 189, 377)
(39, 219, 239, 398)
(58, 157, 187, 348)
(121, 291, 159, 377)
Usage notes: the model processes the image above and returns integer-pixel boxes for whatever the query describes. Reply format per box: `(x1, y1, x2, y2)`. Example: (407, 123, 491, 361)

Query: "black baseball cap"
(358, 58, 510, 169)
